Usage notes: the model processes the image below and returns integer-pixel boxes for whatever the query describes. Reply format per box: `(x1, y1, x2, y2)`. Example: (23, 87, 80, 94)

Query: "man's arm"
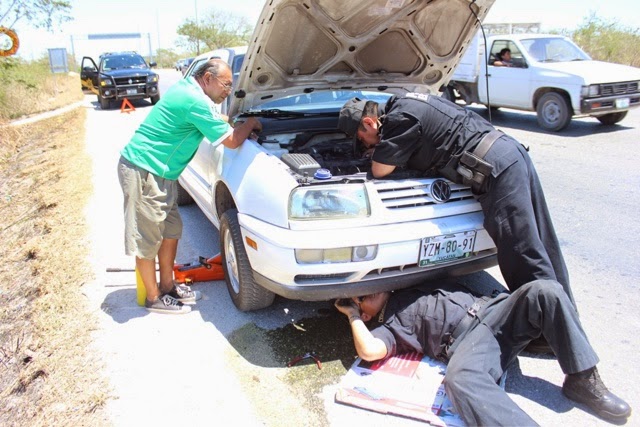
(371, 161, 397, 178)
(335, 301, 388, 361)
(220, 117, 262, 149)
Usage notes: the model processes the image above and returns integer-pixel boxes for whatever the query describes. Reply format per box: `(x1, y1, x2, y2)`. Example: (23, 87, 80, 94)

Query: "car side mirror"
(149, 62, 157, 68)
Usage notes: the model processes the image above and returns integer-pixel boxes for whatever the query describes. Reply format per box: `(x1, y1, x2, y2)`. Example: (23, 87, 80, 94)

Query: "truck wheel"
(220, 209, 275, 311)
(150, 94, 160, 105)
(98, 95, 111, 110)
(596, 111, 627, 126)
(536, 92, 571, 131)
(176, 182, 194, 206)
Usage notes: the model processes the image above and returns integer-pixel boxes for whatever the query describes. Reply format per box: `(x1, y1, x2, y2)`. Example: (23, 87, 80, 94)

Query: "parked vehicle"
(178, 0, 498, 311)
(80, 51, 160, 110)
(180, 57, 195, 76)
(444, 32, 640, 131)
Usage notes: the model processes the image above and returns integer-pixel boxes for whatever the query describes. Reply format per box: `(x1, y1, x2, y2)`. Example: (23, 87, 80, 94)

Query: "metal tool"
(287, 352, 322, 370)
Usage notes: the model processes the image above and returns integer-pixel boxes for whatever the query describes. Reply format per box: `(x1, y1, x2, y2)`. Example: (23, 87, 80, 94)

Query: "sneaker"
(167, 284, 201, 305)
(563, 367, 631, 422)
(145, 294, 191, 314)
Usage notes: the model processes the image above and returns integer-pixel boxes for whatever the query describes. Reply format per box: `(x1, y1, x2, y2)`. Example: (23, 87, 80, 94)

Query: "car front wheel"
(536, 92, 572, 131)
(220, 209, 275, 311)
(150, 94, 160, 105)
(596, 111, 627, 126)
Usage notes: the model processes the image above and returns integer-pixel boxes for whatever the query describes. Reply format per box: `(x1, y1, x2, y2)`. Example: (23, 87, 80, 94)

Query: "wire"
(468, 1, 492, 123)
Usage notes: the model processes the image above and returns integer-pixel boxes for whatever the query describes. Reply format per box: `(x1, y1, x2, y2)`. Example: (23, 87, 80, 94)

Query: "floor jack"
(173, 254, 225, 284)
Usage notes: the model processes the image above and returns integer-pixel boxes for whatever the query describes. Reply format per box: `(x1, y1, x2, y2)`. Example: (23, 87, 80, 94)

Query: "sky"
(9, 0, 640, 62)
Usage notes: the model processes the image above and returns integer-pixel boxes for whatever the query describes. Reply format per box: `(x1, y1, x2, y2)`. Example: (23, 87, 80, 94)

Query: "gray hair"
(193, 58, 230, 79)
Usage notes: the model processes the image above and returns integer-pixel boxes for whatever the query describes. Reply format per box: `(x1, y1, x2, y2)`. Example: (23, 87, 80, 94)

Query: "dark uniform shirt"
(372, 93, 495, 175)
(370, 283, 479, 359)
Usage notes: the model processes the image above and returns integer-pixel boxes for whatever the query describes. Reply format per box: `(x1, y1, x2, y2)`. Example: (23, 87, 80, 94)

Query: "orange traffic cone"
(120, 98, 135, 113)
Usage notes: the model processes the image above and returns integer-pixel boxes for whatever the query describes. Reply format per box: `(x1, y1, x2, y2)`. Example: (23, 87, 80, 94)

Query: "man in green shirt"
(117, 59, 261, 314)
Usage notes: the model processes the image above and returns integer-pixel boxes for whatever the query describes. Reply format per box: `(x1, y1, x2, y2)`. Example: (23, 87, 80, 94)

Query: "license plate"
(419, 231, 477, 266)
(126, 88, 137, 95)
(615, 98, 629, 108)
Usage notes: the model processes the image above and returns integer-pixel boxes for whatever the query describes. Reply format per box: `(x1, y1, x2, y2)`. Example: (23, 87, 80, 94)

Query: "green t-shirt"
(121, 76, 232, 180)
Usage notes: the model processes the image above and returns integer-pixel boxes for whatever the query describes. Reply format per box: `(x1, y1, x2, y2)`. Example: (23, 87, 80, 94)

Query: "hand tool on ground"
(287, 352, 322, 370)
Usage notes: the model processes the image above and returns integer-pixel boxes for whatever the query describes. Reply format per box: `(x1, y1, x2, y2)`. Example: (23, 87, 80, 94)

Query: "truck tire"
(220, 209, 275, 311)
(176, 182, 194, 206)
(150, 94, 161, 105)
(596, 111, 627, 126)
(536, 92, 571, 132)
(98, 94, 111, 110)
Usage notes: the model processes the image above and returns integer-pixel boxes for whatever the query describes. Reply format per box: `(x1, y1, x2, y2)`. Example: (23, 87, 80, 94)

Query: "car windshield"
(252, 90, 393, 112)
(521, 37, 591, 63)
(103, 55, 148, 70)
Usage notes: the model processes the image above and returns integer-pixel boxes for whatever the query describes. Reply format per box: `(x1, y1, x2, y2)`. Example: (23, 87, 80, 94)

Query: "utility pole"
(195, 0, 200, 55)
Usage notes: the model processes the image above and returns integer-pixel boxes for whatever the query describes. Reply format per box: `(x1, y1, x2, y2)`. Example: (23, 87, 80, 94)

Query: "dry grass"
(0, 111, 110, 426)
(0, 58, 84, 121)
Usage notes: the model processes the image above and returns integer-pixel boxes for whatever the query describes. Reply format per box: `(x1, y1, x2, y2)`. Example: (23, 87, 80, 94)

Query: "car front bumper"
(581, 93, 640, 114)
(238, 210, 497, 301)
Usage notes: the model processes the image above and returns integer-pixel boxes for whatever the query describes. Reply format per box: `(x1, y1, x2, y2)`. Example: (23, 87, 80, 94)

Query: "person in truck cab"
(117, 59, 262, 314)
(338, 95, 572, 354)
(493, 48, 513, 66)
(335, 279, 631, 425)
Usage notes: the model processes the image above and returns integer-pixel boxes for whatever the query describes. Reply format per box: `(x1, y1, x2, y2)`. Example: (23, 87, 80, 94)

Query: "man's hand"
(334, 299, 360, 319)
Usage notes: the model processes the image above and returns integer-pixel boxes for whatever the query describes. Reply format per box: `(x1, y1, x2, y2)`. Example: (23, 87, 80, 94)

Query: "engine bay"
(258, 131, 371, 177)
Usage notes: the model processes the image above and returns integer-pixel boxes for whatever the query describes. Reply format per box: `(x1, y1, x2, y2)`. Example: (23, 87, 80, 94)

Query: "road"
(83, 69, 640, 426)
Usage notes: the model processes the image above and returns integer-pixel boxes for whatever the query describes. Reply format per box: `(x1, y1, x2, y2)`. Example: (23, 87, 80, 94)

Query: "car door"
(481, 40, 532, 109)
(80, 57, 99, 90)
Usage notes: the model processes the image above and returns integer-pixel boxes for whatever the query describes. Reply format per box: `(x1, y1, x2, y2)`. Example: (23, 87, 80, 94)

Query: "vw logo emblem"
(430, 179, 451, 203)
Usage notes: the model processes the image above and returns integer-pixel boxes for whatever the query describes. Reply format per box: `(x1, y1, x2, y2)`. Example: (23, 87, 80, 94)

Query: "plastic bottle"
(135, 267, 146, 306)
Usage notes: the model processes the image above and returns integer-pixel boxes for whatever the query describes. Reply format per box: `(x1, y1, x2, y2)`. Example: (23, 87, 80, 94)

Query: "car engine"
(260, 131, 371, 177)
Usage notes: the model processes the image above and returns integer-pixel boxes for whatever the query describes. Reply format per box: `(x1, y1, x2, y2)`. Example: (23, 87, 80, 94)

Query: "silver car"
(179, 0, 498, 311)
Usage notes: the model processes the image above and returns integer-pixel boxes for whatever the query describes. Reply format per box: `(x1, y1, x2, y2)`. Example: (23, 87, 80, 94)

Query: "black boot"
(563, 367, 631, 423)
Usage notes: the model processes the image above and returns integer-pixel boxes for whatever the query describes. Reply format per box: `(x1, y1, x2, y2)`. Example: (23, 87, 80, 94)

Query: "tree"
(177, 9, 252, 53)
(570, 13, 640, 67)
(0, 0, 72, 31)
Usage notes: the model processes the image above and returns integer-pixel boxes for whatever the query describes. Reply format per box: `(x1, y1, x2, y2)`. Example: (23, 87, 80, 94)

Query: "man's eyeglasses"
(214, 76, 233, 92)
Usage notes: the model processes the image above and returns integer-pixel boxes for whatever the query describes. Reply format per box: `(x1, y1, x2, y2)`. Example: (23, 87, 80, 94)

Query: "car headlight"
(99, 77, 113, 86)
(581, 84, 599, 97)
(147, 74, 158, 83)
(289, 184, 370, 220)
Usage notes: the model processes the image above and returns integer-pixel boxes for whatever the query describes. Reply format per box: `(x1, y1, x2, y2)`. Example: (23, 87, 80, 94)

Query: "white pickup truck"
(443, 32, 640, 131)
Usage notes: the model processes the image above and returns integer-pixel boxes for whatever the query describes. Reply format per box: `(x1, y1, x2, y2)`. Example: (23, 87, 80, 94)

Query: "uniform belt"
(472, 130, 503, 159)
(456, 130, 503, 193)
(441, 296, 492, 360)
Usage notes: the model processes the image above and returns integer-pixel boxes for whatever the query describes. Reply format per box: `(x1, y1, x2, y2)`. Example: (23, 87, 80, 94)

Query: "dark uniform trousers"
(476, 135, 574, 305)
(444, 280, 599, 426)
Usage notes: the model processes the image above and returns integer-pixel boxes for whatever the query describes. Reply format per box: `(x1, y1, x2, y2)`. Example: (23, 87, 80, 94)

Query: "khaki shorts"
(117, 156, 182, 260)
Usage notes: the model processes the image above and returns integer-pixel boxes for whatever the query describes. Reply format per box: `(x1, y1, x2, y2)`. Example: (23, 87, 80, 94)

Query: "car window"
(521, 38, 590, 62)
(103, 54, 147, 71)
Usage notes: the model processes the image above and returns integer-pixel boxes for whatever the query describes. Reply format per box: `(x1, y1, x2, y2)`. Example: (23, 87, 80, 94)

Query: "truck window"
(489, 41, 525, 68)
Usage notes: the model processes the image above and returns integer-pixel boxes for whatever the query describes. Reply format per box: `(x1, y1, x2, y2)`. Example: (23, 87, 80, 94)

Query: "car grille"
(114, 76, 147, 86)
(373, 179, 474, 209)
(600, 81, 639, 96)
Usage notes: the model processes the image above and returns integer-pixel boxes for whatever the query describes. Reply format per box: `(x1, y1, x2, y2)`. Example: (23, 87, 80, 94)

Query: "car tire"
(150, 94, 160, 105)
(596, 111, 627, 126)
(220, 209, 275, 311)
(176, 182, 194, 206)
(98, 95, 110, 110)
(536, 92, 572, 132)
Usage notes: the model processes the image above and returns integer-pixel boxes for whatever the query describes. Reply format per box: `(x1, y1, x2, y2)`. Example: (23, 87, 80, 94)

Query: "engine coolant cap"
(314, 168, 332, 180)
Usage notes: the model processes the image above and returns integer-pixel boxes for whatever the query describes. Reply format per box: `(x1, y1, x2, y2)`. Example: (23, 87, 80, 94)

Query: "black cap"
(338, 97, 367, 142)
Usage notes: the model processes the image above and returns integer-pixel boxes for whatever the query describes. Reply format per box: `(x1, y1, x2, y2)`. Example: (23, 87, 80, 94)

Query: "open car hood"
(231, 0, 495, 115)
